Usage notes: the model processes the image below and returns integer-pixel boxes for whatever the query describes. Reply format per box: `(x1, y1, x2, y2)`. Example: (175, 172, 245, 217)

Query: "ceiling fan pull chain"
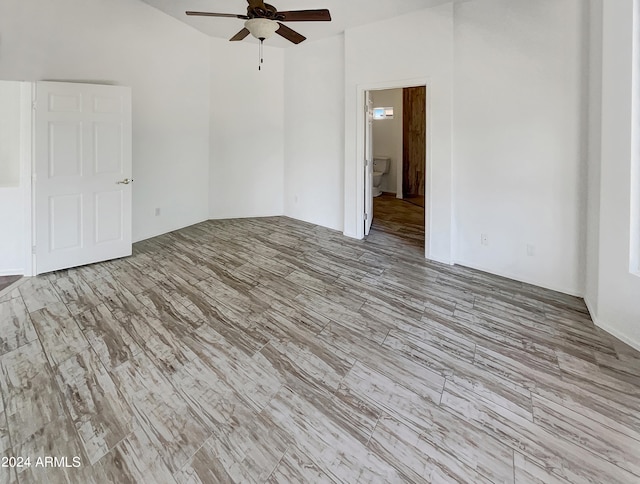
(259, 38, 264, 71)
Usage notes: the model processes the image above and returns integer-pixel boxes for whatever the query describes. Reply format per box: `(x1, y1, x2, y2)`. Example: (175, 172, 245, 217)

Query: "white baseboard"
(584, 297, 640, 352)
(343, 230, 360, 240)
(595, 320, 640, 353)
(0, 269, 24, 277)
(453, 259, 583, 298)
(428, 255, 454, 266)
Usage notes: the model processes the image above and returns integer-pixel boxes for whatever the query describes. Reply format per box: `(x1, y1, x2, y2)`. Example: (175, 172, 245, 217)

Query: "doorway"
(364, 84, 428, 254)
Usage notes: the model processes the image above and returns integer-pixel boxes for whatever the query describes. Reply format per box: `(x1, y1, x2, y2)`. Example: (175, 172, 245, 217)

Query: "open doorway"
(364, 85, 427, 254)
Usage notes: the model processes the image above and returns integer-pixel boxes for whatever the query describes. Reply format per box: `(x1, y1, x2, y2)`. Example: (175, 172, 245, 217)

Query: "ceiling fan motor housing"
(249, 3, 284, 20)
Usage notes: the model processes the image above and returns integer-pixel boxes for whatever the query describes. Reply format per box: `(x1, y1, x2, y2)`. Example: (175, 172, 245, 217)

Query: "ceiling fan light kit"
(245, 18, 278, 40)
(244, 18, 278, 70)
(186, 0, 332, 70)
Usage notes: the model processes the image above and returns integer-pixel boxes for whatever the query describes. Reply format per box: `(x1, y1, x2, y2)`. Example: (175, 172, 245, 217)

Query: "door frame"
(20, 82, 34, 277)
(364, 92, 373, 236)
(357, 78, 432, 258)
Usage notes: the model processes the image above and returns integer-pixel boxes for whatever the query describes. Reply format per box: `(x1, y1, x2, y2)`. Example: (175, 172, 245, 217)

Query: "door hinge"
(32, 246, 36, 254)
(31, 101, 37, 111)
(364, 213, 368, 221)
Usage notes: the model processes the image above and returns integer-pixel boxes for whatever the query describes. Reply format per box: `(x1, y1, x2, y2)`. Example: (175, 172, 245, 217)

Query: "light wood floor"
(0, 276, 21, 294)
(372, 194, 425, 252)
(1, 216, 639, 483)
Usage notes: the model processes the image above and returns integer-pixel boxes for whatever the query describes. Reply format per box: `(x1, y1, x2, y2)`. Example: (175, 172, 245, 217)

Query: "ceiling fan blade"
(186, 11, 249, 19)
(277, 9, 332, 22)
(276, 23, 306, 44)
(230, 28, 250, 41)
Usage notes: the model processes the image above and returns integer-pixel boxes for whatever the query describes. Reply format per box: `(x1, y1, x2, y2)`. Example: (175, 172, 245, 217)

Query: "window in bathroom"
(373, 107, 394, 120)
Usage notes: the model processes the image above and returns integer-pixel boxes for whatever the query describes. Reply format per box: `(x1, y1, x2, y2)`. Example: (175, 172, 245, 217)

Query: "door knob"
(116, 178, 133, 185)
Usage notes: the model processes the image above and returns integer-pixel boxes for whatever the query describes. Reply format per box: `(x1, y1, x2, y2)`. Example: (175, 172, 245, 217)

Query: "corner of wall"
(209, 41, 285, 220)
(283, 35, 345, 231)
(588, 0, 640, 355)
(585, 0, 604, 311)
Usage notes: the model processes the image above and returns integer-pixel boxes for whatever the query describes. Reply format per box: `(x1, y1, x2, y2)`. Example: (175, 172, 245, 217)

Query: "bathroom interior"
(370, 87, 426, 249)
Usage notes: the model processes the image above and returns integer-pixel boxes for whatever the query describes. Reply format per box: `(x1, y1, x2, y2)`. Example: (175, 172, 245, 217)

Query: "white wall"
(210, 39, 285, 220)
(283, 35, 345, 230)
(0, 187, 24, 275)
(344, 4, 454, 264)
(0, 0, 211, 243)
(0, 82, 21, 188)
(371, 89, 403, 195)
(586, 0, 640, 350)
(0, 81, 27, 275)
(453, 0, 588, 295)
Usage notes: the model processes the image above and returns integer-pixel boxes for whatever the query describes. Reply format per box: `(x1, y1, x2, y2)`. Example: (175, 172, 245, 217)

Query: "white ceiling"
(140, 0, 454, 48)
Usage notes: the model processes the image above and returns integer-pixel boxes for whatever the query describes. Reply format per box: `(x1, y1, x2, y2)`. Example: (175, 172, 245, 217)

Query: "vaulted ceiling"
(140, 0, 455, 48)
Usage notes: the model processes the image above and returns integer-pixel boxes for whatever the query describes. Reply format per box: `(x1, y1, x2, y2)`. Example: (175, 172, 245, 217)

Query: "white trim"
(0, 269, 25, 276)
(595, 321, 640, 352)
(20, 82, 34, 277)
(585, 297, 640, 352)
(454, 259, 584, 298)
(350, 77, 433, 260)
(429, 255, 454, 266)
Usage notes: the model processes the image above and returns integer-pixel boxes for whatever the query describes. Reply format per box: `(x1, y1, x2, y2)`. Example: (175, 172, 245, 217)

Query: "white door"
(364, 91, 374, 236)
(34, 82, 132, 274)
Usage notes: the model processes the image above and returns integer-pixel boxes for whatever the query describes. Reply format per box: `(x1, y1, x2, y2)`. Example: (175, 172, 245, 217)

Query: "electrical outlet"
(527, 244, 535, 256)
(481, 233, 489, 246)
(155, 208, 161, 216)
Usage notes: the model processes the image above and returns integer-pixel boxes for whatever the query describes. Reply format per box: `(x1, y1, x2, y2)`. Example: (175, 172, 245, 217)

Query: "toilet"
(372, 157, 390, 197)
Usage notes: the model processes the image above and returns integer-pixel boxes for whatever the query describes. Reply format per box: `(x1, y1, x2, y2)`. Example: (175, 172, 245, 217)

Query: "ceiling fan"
(186, 0, 332, 45)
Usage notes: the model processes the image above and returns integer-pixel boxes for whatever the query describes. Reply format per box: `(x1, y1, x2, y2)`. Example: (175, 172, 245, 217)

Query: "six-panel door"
(35, 82, 132, 274)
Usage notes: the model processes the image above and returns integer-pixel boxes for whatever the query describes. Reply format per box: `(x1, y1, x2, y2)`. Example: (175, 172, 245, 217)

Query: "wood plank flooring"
(0, 277, 21, 294)
(0, 216, 639, 483)
(372, 195, 425, 252)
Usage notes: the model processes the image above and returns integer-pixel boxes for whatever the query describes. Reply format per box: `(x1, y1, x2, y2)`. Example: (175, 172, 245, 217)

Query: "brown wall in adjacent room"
(402, 86, 426, 197)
